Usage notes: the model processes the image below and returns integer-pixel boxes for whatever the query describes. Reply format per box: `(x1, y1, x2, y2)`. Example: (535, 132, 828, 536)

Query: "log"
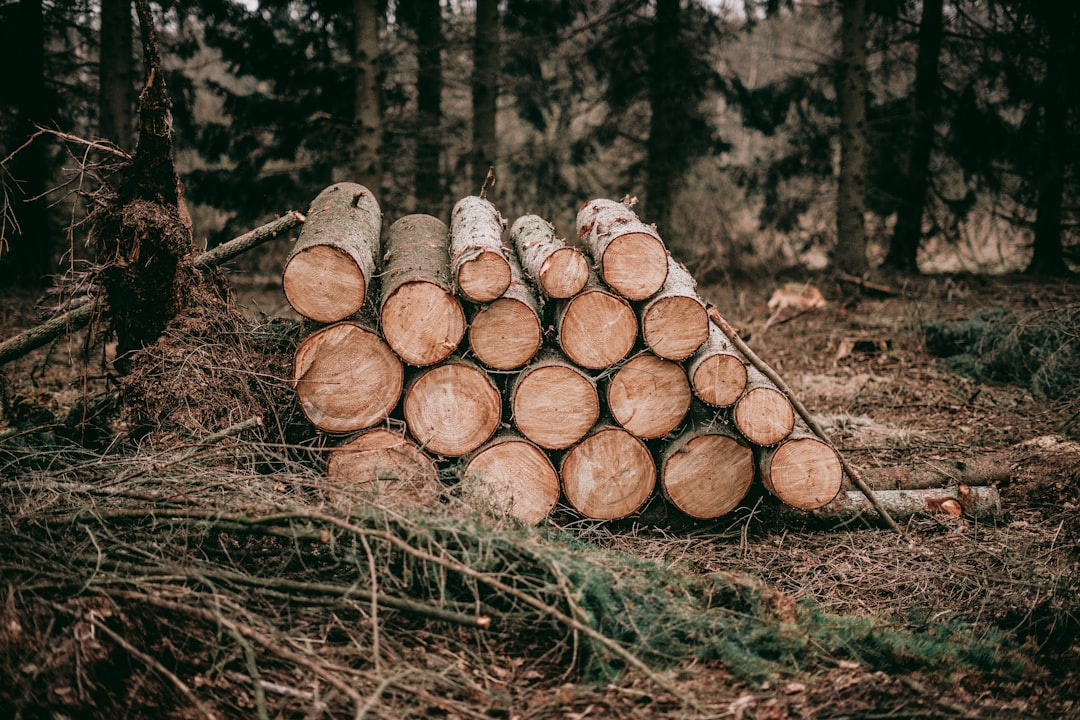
(560, 424, 656, 521)
(757, 431, 843, 509)
(292, 319, 403, 434)
(460, 433, 561, 525)
(687, 322, 747, 407)
(732, 365, 795, 446)
(283, 183, 381, 323)
(660, 422, 754, 519)
(554, 274, 637, 370)
(639, 256, 709, 361)
(509, 214, 589, 299)
(403, 358, 502, 457)
(575, 197, 668, 300)
(606, 352, 691, 439)
(450, 195, 512, 302)
(781, 485, 1001, 525)
(380, 214, 466, 366)
(326, 427, 441, 506)
(467, 252, 543, 370)
(510, 350, 600, 450)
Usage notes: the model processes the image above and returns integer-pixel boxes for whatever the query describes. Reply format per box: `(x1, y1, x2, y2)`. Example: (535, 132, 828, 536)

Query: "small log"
(782, 485, 1001, 525)
(403, 358, 502, 457)
(687, 322, 747, 407)
(576, 197, 668, 300)
(292, 319, 403, 434)
(554, 274, 637, 370)
(326, 427, 441, 506)
(509, 214, 589, 299)
(467, 252, 543, 370)
(283, 183, 381, 323)
(510, 350, 600, 450)
(380, 214, 466, 366)
(732, 365, 795, 446)
(758, 431, 843, 510)
(560, 424, 656, 521)
(640, 256, 709, 361)
(606, 352, 692, 439)
(450, 195, 511, 302)
(660, 422, 754, 519)
(460, 433, 561, 525)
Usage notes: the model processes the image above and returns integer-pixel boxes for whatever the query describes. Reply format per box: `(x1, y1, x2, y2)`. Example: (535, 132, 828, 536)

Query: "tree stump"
(561, 425, 656, 520)
(461, 434, 561, 525)
(576, 197, 668, 300)
(403, 358, 502, 457)
(510, 214, 589, 299)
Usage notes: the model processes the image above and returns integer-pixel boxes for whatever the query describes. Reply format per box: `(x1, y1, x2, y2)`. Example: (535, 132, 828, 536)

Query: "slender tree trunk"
(885, 0, 943, 274)
(645, 0, 679, 235)
(99, 0, 134, 150)
(353, 0, 382, 194)
(471, 0, 498, 193)
(835, 0, 869, 274)
(415, 0, 443, 214)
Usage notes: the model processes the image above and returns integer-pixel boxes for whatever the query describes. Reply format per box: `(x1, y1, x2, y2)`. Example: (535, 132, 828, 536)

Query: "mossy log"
(560, 424, 656, 520)
(450, 195, 511, 303)
(640, 256, 709, 361)
(687, 322, 748, 407)
(509, 214, 589, 299)
(733, 366, 795, 446)
(326, 427, 440, 505)
(467, 252, 543, 370)
(554, 273, 637, 370)
(510, 350, 600, 450)
(283, 183, 381, 323)
(660, 421, 754, 519)
(379, 214, 466, 366)
(402, 358, 502, 457)
(460, 433, 561, 525)
(575, 197, 668, 301)
(757, 430, 843, 509)
(606, 352, 692, 439)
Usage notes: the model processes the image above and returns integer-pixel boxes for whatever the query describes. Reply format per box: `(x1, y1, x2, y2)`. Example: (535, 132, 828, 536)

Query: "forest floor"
(1, 267, 1078, 719)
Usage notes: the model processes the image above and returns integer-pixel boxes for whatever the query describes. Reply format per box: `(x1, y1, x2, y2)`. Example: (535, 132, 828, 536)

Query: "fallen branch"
(779, 485, 1001, 526)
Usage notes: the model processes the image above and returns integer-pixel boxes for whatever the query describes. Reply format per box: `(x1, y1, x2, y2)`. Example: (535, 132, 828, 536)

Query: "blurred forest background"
(1, 0, 1077, 291)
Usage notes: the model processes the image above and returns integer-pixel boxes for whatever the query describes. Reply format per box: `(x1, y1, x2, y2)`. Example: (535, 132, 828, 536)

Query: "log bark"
(380, 214, 466, 366)
(781, 485, 1001, 525)
(640, 256, 709, 361)
(510, 350, 600, 450)
(283, 183, 381, 323)
(732, 365, 795, 446)
(606, 352, 691, 439)
(460, 433, 560, 525)
(560, 424, 656, 521)
(450, 195, 511, 302)
(326, 427, 441, 506)
(467, 252, 542, 370)
(554, 274, 637, 370)
(687, 322, 747, 407)
(758, 431, 843, 510)
(575, 197, 668, 300)
(292, 319, 403, 434)
(509, 214, 589, 299)
(403, 358, 502, 457)
(660, 422, 754, 519)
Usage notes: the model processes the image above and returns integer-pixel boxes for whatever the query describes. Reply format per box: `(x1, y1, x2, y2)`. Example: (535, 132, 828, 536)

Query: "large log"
(687, 322, 748, 407)
(554, 274, 637, 370)
(380, 214, 466, 366)
(732, 366, 795, 446)
(450, 195, 512, 302)
(326, 427, 441, 506)
(509, 214, 589, 299)
(660, 422, 754, 519)
(561, 424, 656, 520)
(292, 319, 403, 434)
(640, 256, 709, 361)
(283, 183, 381, 323)
(576, 197, 668, 300)
(757, 431, 843, 509)
(606, 352, 691, 439)
(467, 252, 543, 370)
(403, 358, 502, 457)
(460, 433, 561, 525)
(510, 351, 600, 450)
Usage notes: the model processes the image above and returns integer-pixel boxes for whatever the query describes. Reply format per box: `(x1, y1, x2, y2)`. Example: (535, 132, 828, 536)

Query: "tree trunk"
(554, 273, 638, 370)
(353, 0, 382, 194)
(782, 484, 1001, 524)
(379, 214, 465, 366)
(757, 431, 843, 510)
(885, 0, 943, 273)
(467, 252, 542, 370)
(660, 421, 754, 519)
(403, 358, 502, 457)
(450, 195, 511, 302)
(835, 0, 869, 274)
(687, 322, 748, 407)
(560, 424, 656, 520)
(470, 0, 498, 193)
(326, 427, 440, 505)
(640, 256, 709, 361)
(282, 183, 381, 323)
(510, 350, 600, 450)
(415, 0, 443, 214)
(510, 214, 589, 299)
(576, 198, 669, 300)
(732, 365, 795, 446)
(606, 353, 691, 439)
(460, 433, 560, 525)
(645, 0, 680, 238)
(292, 319, 403, 434)
(99, 0, 134, 151)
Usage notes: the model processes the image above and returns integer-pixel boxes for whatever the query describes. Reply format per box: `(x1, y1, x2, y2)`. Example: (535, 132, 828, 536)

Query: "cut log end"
(602, 233, 668, 300)
(761, 436, 843, 510)
(607, 354, 691, 439)
(561, 427, 656, 520)
(733, 386, 795, 446)
(403, 360, 502, 457)
(469, 297, 543, 370)
(457, 250, 511, 303)
(642, 296, 709, 360)
(512, 363, 599, 450)
(662, 434, 754, 519)
(691, 354, 747, 407)
(326, 428, 441, 507)
(462, 437, 560, 525)
(539, 247, 589, 298)
(381, 281, 466, 366)
(558, 290, 637, 369)
(283, 244, 367, 323)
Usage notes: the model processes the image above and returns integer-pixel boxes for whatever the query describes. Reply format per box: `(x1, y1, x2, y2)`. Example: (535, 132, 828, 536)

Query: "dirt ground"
(1, 267, 1078, 718)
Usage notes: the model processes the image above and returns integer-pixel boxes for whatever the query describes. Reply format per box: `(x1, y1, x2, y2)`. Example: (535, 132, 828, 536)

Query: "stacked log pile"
(289, 183, 844, 525)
